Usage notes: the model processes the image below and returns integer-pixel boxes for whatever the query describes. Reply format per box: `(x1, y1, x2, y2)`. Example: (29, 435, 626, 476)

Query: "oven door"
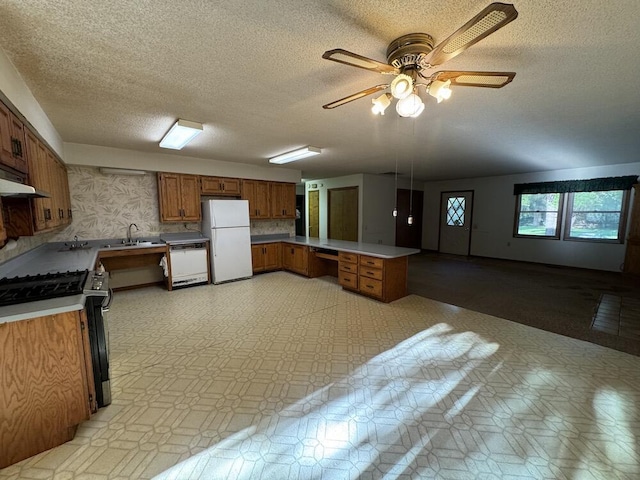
(86, 289, 113, 408)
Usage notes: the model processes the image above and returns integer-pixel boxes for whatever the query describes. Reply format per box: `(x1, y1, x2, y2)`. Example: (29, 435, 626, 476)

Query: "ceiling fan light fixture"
(159, 119, 203, 150)
(269, 146, 321, 164)
(390, 74, 414, 99)
(428, 79, 452, 103)
(371, 93, 392, 115)
(396, 93, 424, 117)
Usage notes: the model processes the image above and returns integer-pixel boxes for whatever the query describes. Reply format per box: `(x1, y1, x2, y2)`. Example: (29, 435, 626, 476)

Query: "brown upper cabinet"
(4, 127, 71, 236)
(0, 101, 28, 174)
(157, 173, 201, 222)
(200, 176, 241, 196)
(241, 179, 271, 219)
(271, 182, 296, 219)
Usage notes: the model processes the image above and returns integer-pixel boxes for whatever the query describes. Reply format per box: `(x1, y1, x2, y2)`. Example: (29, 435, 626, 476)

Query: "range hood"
(0, 169, 50, 198)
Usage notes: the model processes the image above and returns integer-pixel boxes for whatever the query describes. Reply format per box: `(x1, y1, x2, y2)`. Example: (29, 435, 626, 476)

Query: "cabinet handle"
(44, 208, 51, 221)
(68, 209, 73, 219)
(344, 278, 351, 283)
(366, 285, 373, 289)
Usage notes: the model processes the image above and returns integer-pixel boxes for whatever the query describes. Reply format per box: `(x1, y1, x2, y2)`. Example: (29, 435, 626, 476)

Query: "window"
(513, 175, 637, 243)
(515, 193, 563, 238)
(446, 196, 465, 226)
(565, 190, 628, 242)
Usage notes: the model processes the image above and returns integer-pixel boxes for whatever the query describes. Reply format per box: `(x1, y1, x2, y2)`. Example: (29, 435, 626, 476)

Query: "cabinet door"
(254, 181, 271, 218)
(283, 244, 308, 275)
(0, 198, 6, 247)
(271, 183, 286, 218)
(158, 173, 183, 222)
(282, 183, 296, 218)
(263, 243, 281, 270)
(46, 151, 62, 228)
(0, 310, 92, 468)
(242, 180, 270, 219)
(36, 141, 53, 230)
(179, 174, 201, 221)
(221, 178, 241, 195)
(200, 176, 223, 195)
(9, 113, 28, 173)
(0, 102, 15, 169)
(251, 244, 265, 273)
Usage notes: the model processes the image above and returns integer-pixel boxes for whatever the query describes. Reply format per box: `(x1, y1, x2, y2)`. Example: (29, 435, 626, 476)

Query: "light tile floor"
(2, 272, 640, 479)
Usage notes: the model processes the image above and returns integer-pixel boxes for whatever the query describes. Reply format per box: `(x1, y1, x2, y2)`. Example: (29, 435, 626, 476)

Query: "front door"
(439, 191, 473, 255)
(308, 190, 319, 238)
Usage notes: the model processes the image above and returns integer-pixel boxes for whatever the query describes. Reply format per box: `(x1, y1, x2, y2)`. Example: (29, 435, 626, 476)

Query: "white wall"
(304, 173, 423, 245)
(0, 48, 63, 156)
(422, 162, 640, 271)
(64, 143, 301, 183)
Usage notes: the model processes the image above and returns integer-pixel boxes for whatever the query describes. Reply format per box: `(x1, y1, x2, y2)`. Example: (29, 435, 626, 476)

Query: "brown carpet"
(407, 251, 640, 356)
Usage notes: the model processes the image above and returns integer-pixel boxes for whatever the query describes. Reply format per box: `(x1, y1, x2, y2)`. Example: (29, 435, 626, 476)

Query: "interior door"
(395, 189, 424, 249)
(308, 190, 319, 238)
(439, 191, 473, 255)
(328, 187, 358, 241)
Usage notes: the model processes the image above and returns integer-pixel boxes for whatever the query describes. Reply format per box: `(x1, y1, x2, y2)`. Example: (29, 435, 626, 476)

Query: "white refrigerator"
(201, 199, 253, 284)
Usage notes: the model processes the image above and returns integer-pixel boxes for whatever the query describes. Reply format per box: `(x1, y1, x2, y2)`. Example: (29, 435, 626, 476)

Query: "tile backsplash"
(0, 166, 295, 265)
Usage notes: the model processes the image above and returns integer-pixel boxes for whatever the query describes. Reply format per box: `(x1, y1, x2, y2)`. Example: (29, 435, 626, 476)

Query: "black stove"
(0, 270, 89, 307)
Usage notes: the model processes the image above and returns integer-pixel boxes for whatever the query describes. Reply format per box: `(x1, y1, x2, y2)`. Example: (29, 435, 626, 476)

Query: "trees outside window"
(565, 190, 628, 242)
(515, 193, 563, 238)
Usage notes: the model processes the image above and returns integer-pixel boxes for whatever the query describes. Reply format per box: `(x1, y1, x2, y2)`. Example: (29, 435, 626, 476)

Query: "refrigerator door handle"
(212, 228, 217, 256)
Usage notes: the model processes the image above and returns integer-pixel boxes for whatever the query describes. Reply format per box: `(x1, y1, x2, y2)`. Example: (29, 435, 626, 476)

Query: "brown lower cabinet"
(252, 243, 282, 273)
(339, 252, 408, 303)
(0, 309, 96, 468)
(282, 243, 309, 276)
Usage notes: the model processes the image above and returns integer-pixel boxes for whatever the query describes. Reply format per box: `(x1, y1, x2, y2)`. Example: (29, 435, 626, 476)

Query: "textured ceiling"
(0, 0, 639, 182)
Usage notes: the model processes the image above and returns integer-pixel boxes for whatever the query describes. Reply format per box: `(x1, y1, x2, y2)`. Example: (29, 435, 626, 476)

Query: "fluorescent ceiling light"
(99, 168, 147, 176)
(159, 119, 203, 150)
(269, 146, 321, 164)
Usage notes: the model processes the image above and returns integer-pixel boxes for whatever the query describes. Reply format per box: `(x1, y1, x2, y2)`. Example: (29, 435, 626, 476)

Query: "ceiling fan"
(322, 2, 518, 117)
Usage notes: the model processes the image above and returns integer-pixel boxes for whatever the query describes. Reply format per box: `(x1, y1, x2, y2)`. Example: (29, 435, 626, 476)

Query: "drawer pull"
(366, 285, 373, 289)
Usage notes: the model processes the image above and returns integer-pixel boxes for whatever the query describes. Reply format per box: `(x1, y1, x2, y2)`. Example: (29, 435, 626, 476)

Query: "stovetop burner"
(0, 270, 89, 307)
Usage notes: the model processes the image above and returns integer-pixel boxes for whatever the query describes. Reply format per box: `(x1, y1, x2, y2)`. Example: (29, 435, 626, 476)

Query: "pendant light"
(408, 158, 414, 225)
(392, 115, 399, 217)
(407, 117, 416, 226)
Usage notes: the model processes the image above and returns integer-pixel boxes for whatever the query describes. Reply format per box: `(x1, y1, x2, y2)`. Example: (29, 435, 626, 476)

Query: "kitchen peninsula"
(254, 237, 420, 303)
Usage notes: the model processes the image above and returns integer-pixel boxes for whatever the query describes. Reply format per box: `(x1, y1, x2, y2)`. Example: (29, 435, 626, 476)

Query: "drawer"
(339, 262, 359, 274)
(359, 277, 383, 298)
(360, 255, 384, 269)
(339, 252, 358, 264)
(339, 271, 358, 289)
(359, 266, 383, 280)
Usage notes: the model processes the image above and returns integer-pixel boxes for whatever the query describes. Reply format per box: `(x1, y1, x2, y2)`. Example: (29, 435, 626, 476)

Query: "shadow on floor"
(407, 252, 640, 356)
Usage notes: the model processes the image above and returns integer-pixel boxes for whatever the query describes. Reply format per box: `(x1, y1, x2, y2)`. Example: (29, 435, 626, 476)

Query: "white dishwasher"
(161, 235, 210, 289)
(169, 243, 209, 288)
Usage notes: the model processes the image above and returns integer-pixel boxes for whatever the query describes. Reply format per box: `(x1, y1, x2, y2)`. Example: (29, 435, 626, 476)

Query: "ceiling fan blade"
(322, 84, 389, 109)
(430, 71, 516, 88)
(424, 3, 518, 67)
(322, 49, 399, 75)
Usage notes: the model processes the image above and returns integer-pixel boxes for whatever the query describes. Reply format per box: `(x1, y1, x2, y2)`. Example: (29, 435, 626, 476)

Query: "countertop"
(282, 236, 421, 259)
(0, 238, 168, 324)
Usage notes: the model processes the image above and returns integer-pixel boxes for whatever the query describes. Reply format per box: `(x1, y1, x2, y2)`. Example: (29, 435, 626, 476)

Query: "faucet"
(127, 223, 139, 243)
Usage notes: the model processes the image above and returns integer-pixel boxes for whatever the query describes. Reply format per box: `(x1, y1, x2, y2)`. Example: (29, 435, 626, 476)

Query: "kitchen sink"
(58, 244, 92, 252)
(101, 240, 165, 248)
